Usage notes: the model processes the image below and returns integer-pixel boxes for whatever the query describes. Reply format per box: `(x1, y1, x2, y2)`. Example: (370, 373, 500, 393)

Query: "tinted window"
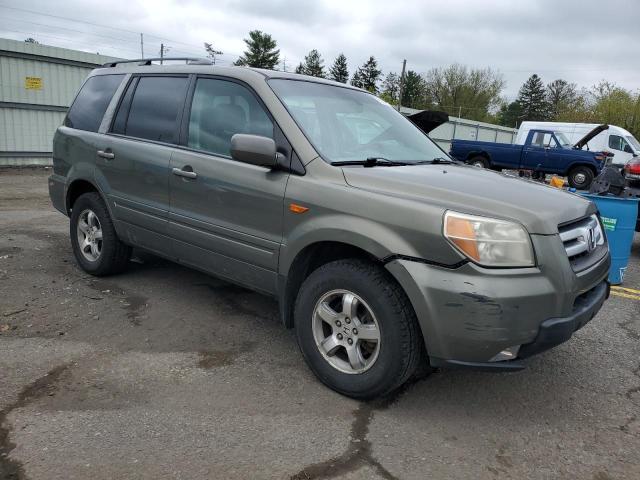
(125, 76, 189, 143)
(111, 78, 138, 135)
(65, 74, 124, 132)
(187, 78, 274, 157)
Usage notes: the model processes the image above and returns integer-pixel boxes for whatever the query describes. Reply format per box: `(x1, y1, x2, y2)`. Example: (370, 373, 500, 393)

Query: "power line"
(0, 4, 243, 59)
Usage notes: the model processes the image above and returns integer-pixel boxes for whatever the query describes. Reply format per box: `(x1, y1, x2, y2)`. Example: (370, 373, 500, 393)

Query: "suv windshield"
(268, 79, 446, 164)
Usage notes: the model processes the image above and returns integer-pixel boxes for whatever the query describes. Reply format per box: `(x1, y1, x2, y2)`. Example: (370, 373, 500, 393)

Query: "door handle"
(172, 167, 197, 179)
(97, 150, 115, 160)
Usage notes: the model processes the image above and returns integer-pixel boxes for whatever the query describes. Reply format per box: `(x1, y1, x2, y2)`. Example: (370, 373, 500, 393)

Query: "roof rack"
(102, 57, 213, 67)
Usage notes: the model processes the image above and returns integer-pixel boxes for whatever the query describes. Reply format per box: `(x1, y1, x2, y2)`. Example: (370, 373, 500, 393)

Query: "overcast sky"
(1, 0, 639, 99)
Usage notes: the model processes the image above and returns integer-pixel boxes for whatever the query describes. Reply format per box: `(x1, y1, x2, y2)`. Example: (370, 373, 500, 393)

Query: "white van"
(516, 122, 640, 166)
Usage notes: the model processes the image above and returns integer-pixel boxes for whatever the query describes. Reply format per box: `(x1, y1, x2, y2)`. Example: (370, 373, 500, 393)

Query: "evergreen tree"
(233, 30, 280, 69)
(357, 56, 382, 93)
(497, 100, 523, 128)
(204, 42, 223, 65)
(546, 79, 577, 119)
(517, 74, 550, 121)
(295, 49, 325, 77)
(381, 72, 399, 103)
(401, 71, 427, 109)
(329, 54, 349, 83)
(350, 69, 364, 89)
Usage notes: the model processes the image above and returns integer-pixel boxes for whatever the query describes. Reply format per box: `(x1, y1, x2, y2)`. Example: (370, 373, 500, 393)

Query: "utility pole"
(140, 33, 144, 58)
(397, 59, 406, 112)
(282, 57, 287, 72)
(160, 43, 164, 64)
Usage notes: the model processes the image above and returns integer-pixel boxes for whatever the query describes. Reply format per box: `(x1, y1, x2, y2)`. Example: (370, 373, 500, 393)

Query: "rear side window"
(65, 74, 124, 132)
(120, 76, 189, 144)
(187, 78, 274, 157)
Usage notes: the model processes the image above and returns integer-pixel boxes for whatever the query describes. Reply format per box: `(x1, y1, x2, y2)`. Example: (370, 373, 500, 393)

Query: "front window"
(554, 132, 571, 147)
(609, 134, 631, 152)
(268, 79, 445, 163)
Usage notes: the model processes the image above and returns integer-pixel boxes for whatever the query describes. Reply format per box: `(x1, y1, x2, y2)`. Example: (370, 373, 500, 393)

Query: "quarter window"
(65, 74, 124, 132)
(121, 76, 189, 144)
(187, 78, 274, 157)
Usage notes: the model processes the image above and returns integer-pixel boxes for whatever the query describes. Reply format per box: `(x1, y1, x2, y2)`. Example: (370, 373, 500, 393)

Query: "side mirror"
(230, 134, 277, 168)
(624, 145, 633, 154)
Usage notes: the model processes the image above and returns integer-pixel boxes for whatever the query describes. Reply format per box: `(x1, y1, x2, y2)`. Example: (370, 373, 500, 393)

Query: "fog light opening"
(489, 345, 521, 362)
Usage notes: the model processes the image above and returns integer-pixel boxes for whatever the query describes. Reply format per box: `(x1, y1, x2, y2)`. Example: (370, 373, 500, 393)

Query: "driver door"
(168, 76, 290, 294)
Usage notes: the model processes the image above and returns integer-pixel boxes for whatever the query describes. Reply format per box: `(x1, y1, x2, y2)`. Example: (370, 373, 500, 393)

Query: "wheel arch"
(467, 151, 490, 163)
(66, 178, 101, 214)
(278, 240, 384, 328)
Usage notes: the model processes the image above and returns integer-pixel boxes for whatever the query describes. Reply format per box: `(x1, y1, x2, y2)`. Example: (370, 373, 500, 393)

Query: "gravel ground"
(1, 167, 639, 480)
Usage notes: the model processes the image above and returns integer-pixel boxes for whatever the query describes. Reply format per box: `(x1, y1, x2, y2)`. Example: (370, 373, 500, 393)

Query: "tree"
(351, 56, 382, 93)
(233, 30, 280, 69)
(295, 49, 325, 78)
(497, 100, 523, 128)
(329, 54, 349, 83)
(516, 74, 550, 121)
(546, 79, 577, 119)
(401, 71, 428, 109)
(24, 37, 40, 44)
(204, 42, 223, 65)
(380, 72, 399, 104)
(423, 64, 504, 122)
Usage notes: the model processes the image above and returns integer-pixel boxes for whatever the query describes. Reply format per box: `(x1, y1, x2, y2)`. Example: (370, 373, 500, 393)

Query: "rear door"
(97, 75, 190, 255)
(168, 76, 290, 294)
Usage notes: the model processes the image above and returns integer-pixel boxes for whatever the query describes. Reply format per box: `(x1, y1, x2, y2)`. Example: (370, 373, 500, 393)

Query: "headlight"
(443, 211, 535, 267)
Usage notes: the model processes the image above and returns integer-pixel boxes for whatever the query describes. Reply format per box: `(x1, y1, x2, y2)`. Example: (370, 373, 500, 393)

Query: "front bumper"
(430, 280, 609, 370)
(385, 239, 610, 368)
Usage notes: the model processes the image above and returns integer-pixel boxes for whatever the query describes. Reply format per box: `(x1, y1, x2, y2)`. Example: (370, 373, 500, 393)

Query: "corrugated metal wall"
(0, 57, 89, 106)
(0, 108, 66, 150)
(0, 37, 120, 166)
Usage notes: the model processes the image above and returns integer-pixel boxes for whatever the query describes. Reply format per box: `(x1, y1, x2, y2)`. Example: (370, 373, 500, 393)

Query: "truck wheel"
(70, 192, 131, 276)
(568, 166, 594, 189)
(294, 259, 424, 399)
(469, 156, 488, 168)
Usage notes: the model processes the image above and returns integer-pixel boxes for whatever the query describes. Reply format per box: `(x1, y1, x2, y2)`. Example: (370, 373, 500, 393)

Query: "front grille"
(559, 214, 607, 271)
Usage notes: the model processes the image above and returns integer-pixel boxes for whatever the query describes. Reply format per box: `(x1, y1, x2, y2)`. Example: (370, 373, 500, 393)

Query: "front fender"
(279, 214, 422, 275)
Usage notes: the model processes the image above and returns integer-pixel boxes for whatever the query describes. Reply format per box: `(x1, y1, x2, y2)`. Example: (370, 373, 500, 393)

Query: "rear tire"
(567, 166, 594, 189)
(70, 192, 131, 276)
(294, 259, 424, 399)
(469, 156, 489, 168)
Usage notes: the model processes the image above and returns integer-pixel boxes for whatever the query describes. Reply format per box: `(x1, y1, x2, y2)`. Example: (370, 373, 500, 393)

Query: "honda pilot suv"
(49, 58, 611, 399)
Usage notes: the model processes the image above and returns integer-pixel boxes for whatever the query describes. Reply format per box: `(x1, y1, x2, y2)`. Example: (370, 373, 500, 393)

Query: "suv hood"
(342, 164, 595, 235)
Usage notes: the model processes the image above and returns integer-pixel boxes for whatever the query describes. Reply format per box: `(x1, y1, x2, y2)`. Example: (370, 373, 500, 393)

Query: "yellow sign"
(25, 76, 43, 90)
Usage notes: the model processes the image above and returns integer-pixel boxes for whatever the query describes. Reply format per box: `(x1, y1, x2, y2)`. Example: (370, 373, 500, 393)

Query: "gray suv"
(49, 58, 611, 399)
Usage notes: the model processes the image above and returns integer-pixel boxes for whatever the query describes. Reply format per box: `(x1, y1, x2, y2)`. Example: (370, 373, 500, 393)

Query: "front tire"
(567, 166, 594, 189)
(469, 156, 489, 168)
(294, 259, 424, 399)
(70, 192, 131, 276)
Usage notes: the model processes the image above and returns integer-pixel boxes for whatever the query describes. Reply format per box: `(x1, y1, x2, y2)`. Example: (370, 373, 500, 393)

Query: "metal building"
(0, 37, 118, 166)
(400, 107, 518, 152)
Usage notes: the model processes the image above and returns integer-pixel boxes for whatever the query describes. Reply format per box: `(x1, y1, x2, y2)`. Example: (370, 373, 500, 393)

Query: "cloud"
(1, 0, 638, 98)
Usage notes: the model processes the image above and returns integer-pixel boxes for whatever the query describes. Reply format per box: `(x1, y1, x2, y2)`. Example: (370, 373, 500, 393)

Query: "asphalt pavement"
(1, 168, 639, 479)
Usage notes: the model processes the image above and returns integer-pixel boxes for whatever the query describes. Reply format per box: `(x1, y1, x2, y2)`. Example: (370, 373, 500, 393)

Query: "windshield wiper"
(413, 157, 461, 165)
(331, 157, 409, 167)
